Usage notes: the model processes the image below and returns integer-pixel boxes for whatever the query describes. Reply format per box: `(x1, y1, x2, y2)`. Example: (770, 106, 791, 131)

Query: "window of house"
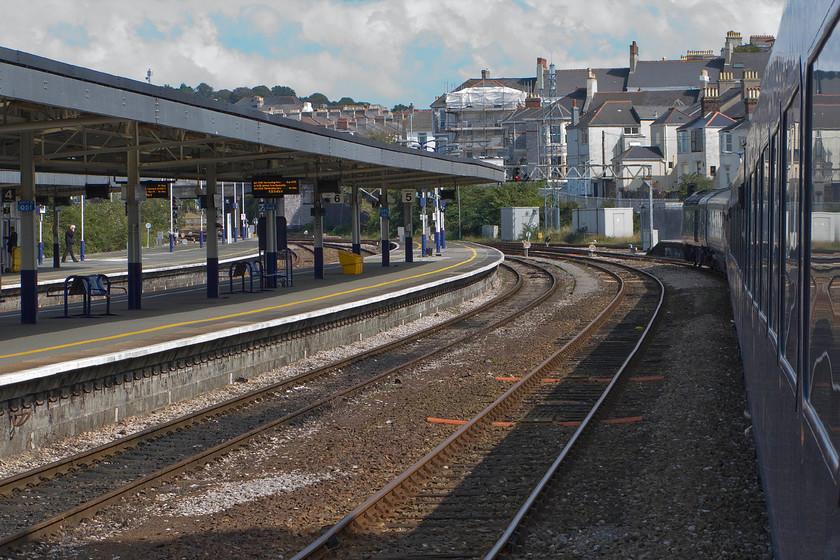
(624, 126, 639, 135)
(710, 165, 717, 177)
(678, 131, 689, 153)
(722, 133, 733, 153)
(691, 129, 703, 152)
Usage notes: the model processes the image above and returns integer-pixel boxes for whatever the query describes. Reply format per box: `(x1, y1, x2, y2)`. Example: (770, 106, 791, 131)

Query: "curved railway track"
(0, 259, 554, 553)
(291, 255, 664, 559)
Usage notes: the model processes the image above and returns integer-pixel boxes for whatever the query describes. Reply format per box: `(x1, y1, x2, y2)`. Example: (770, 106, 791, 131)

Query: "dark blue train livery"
(682, 0, 840, 556)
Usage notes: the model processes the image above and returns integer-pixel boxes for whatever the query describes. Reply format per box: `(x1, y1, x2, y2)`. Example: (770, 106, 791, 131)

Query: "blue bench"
(228, 261, 263, 294)
(49, 274, 126, 318)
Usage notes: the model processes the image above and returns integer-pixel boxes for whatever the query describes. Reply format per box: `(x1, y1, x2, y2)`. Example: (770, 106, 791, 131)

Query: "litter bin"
(425, 248, 433, 257)
(10, 247, 20, 272)
(337, 251, 363, 275)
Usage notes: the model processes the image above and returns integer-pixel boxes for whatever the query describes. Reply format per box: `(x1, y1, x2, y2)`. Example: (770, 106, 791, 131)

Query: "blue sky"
(3, 0, 785, 109)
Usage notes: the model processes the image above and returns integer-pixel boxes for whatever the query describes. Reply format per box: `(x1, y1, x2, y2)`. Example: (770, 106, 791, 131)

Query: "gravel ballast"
(3, 259, 772, 559)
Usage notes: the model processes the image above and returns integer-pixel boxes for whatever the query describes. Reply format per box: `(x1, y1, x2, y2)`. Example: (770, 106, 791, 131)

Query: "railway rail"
(0, 259, 553, 553)
(291, 254, 664, 559)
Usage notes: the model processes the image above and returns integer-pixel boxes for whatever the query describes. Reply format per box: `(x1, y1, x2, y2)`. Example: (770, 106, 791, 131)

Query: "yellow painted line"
(1, 246, 478, 360)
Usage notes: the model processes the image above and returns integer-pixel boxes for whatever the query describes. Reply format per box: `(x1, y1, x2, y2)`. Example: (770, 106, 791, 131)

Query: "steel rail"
(290, 258, 627, 560)
(484, 255, 666, 559)
(0, 261, 525, 500)
(0, 260, 555, 551)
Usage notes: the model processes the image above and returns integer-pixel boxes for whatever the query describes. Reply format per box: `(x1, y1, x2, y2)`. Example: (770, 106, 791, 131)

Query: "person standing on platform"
(4, 226, 16, 272)
(62, 224, 78, 263)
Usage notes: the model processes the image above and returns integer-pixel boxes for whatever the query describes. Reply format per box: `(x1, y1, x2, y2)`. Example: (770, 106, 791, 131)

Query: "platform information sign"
(142, 181, 170, 199)
(252, 178, 299, 198)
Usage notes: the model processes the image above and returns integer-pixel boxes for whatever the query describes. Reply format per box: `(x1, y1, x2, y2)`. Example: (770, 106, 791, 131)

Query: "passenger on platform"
(5, 226, 16, 271)
(62, 224, 78, 263)
(5, 226, 16, 253)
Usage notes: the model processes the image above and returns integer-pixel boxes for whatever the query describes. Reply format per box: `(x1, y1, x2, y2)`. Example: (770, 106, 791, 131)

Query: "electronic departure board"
(142, 181, 170, 199)
(85, 183, 111, 199)
(251, 178, 300, 198)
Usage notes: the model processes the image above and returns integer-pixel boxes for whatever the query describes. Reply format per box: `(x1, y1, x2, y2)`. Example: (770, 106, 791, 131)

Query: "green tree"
(215, 89, 232, 103)
(177, 83, 194, 95)
(304, 92, 330, 107)
(195, 83, 215, 98)
(229, 87, 253, 104)
(252, 85, 272, 97)
(678, 173, 715, 200)
(336, 96, 356, 106)
(392, 103, 410, 113)
(271, 85, 296, 97)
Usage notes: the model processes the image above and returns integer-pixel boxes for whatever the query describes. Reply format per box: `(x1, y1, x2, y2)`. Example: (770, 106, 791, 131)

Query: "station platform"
(0, 241, 503, 387)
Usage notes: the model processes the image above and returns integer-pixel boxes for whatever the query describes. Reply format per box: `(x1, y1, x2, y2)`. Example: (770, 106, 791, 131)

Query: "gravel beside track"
(507, 262, 770, 559)
(2, 259, 772, 559)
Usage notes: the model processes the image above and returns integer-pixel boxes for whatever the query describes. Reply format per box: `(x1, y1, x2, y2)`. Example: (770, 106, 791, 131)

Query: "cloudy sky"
(2, 0, 785, 109)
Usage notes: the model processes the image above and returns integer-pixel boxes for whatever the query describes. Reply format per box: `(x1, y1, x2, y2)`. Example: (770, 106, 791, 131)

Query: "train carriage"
(723, 0, 840, 556)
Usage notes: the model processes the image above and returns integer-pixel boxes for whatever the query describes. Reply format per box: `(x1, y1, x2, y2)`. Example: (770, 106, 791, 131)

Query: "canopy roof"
(0, 48, 504, 194)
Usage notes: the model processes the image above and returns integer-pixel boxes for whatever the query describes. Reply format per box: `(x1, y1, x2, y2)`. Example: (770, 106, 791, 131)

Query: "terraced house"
(435, 31, 772, 197)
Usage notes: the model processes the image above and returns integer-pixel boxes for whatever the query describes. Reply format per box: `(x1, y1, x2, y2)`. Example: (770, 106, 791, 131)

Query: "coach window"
(770, 132, 779, 336)
(782, 92, 800, 376)
(761, 148, 770, 315)
(809, 38, 840, 444)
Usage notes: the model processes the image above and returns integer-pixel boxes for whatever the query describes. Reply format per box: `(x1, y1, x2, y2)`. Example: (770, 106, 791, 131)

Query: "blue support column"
(404, 194, 413, 263)
(126, 124, 143, 310)
(351, 185, 361, 255)
(420, 192, 427, 257)
(20, 131, 37, 324)
(206, 165, 219, 298)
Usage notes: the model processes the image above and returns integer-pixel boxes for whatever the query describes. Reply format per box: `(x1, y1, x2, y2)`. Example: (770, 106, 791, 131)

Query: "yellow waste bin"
(10, 247, 20, 272)
(337, 251, 363, 275)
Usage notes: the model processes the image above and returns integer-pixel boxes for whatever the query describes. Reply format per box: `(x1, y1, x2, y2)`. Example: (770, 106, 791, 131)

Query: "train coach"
(711, 0, 840, 556)
(681, 187, 729, 271)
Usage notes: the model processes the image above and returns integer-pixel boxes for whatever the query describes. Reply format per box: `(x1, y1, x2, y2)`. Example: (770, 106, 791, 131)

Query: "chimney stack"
(586, 69, 598, 103)
(525, 97, 542, 108)
(481, 69, 489, 81)
(629, 41, 639, 73)
(702, 86, 720, 114)
(536, 57, 547, 93)
(744, 87, 759, 120)
(724, 31, 743, 66)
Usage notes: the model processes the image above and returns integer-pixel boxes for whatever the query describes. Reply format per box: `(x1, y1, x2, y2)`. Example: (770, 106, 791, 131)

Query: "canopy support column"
(20, 131, 37, 324)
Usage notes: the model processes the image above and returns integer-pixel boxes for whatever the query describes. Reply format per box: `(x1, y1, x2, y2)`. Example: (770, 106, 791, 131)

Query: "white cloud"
(0, 0, 785, 107)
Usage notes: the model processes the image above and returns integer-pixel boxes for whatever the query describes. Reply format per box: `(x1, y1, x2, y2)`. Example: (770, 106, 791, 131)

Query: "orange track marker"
(427, 417, 467, 425)
(495, 376, 522, 381)
(603, 416, 643, 424)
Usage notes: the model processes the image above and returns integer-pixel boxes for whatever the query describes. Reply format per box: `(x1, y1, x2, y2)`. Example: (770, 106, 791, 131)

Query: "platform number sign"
(401, 189, 415, 203)
(323, 193, 343, 204)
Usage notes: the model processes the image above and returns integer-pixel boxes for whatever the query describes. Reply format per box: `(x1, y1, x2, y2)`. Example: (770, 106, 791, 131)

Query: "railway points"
(0, 242, 503, 456)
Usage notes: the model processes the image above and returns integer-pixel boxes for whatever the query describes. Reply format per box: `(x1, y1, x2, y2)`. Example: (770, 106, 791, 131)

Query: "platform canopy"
(0, 47, 504, 192)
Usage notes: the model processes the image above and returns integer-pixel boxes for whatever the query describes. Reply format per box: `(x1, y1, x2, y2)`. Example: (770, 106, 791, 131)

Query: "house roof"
(575, 100, 640, 128)
(628, 59, 723, 91)
(585, 90, 699, 120)
(679, 111, 737, 130)
(652, 107, 693, 125)
(549, 67, 629, 97)
(502, 103, 570, 123)
(614, 145, 664, 162)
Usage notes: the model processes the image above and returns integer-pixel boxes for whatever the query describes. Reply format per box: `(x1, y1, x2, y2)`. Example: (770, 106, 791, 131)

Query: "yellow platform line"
(1, 246, 478, 360)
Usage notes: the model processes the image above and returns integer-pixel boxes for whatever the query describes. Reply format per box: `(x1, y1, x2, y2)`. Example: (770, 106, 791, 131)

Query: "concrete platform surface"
(0, 242, 502, 386)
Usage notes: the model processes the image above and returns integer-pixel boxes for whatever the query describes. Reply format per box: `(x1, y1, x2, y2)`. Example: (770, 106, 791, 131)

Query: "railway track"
(291, 255, 664, 559)
(0, 259, 554, 553)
